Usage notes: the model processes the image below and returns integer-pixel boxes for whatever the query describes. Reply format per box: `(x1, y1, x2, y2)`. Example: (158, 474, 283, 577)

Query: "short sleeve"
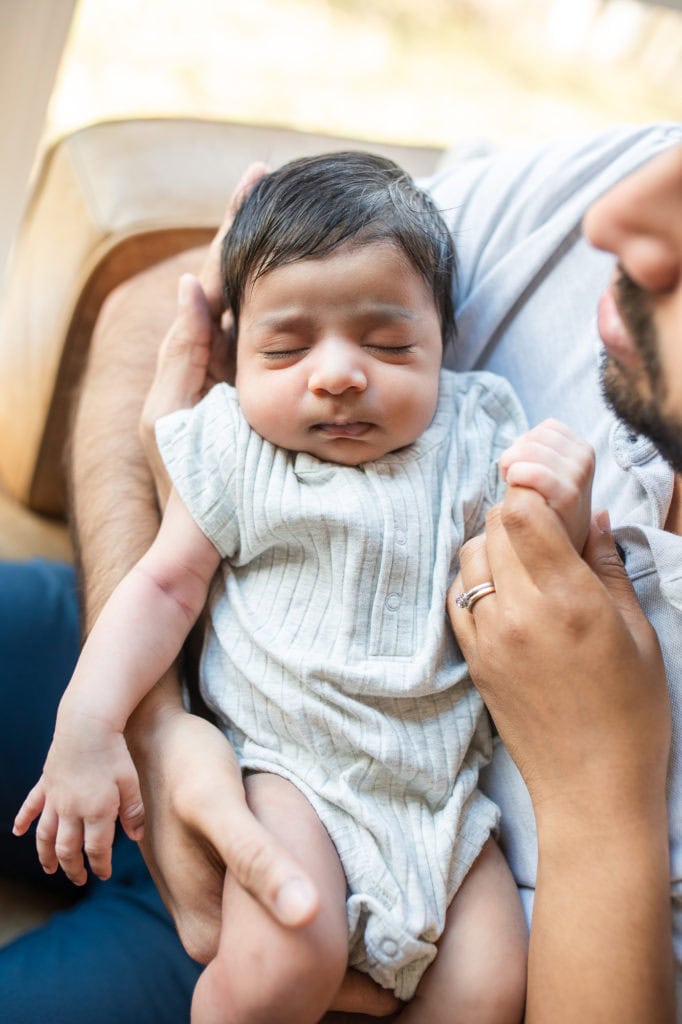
(443, 370, 527, 540)
(155, 383, 241, 558)
(479, 373, 527, 508)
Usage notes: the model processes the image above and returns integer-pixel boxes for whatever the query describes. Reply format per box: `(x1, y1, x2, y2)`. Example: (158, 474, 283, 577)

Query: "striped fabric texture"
(156, 367, 526, 997)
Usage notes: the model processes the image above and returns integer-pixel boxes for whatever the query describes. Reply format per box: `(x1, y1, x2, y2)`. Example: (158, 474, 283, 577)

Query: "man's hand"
(449, 488, 675, 1022)
(130, 702, 319, 963)
(131, 700, 401, 1016)
(449, 488, 670, 812)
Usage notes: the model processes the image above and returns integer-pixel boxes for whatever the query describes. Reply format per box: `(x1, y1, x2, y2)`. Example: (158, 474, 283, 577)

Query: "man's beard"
(601, 268, 682, 475)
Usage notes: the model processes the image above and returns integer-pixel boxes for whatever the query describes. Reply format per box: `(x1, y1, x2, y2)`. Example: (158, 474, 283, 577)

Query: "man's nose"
(307, 339, 367, 395)
(583, 146, 682, 294)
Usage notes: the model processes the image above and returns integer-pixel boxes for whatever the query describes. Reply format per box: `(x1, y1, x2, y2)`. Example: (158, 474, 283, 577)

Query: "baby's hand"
(498, 419, 595, 553)
(13, 718, 144, 885)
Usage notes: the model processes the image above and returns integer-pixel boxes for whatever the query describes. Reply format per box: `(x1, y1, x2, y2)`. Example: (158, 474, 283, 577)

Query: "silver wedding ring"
(455, 581, 496, 612)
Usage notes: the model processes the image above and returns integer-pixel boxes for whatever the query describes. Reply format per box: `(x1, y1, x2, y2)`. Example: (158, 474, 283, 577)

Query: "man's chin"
(602, 359, 682, 477)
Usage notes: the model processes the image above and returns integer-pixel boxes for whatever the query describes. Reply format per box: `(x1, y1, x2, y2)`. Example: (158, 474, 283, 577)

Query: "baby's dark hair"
(221, 151, 456, 345)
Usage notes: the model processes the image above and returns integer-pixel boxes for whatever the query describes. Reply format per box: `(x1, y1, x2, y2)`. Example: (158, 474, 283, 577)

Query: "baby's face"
(235, 241, 443, 465)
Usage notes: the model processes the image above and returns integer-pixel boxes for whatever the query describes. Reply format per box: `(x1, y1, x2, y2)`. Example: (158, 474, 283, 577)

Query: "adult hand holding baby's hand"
(498, 418, 595, 553)
(449, 489, 669, 811)
(128, 703, 319, 965)
(449, 488, 673, 1023)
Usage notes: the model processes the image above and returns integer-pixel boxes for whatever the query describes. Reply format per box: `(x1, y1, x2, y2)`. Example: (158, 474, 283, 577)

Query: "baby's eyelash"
(263, 349, 307, 360)
(365, 344, 415, 355)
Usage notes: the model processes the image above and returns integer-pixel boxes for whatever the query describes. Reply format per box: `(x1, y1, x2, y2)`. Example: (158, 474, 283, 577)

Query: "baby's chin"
(298, 434, 416, 467)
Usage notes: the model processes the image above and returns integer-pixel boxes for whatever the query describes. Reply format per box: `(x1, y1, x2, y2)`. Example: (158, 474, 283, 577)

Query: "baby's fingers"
(500, 420, 594, 482)
(13, 779, 46, 836)
(84, 815, 117, 881)
(54, 817, 87, 886)
(34, 806, 59, 875)
(118, 772, 145, 843)
(504, 460, 580, 507)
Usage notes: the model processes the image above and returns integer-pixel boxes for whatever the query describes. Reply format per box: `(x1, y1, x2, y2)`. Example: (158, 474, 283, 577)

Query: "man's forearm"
(68, 253, 205, 727)
(70, 290, 167, 626)
(528, 802, 675, 1023)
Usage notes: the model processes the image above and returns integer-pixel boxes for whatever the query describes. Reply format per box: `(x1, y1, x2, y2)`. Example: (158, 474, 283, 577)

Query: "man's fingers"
(584, 510, 655, 639)
(486, 487, 575, 592)
(173, 274, 213, 370)
(148, 274, 212, 407)
(171, 730, 319, 929)
(448, 532, 493, 650)
(200, 162, 269, 309)
(212, 801, 319, 928)
(456, 531, 492, 590)
(139, 272, 214, 505)
(228, 161, 270, 217)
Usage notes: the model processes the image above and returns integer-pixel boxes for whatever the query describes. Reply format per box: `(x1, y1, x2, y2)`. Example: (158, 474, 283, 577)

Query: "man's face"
(583, 144, 682, 472)
(235, 241, 443, 465)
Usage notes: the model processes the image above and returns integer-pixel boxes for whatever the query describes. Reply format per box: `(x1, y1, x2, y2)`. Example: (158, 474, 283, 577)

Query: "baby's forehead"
(246, 237, 424, 291)
(247, 241, 430, 300)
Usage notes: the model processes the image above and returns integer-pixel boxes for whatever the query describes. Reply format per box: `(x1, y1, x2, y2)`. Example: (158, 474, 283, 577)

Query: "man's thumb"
(177, 273, 212, 338)
(584, 509, 642, 623)
(217, 807, 319, 928)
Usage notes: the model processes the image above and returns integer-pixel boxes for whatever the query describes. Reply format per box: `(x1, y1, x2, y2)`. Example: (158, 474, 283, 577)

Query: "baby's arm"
(14, 489, 221, 885)
(498, 418, 595, 553)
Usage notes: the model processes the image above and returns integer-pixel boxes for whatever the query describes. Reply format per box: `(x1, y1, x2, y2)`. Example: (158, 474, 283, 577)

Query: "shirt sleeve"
(154, 383, 241, 558)
(483, 374, 527, 509)
(426, 123, 682, 372)
(447, 370, 527, 540)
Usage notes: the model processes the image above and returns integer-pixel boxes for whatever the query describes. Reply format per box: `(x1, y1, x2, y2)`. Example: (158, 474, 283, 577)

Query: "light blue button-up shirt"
(428, 120, 682, 1002)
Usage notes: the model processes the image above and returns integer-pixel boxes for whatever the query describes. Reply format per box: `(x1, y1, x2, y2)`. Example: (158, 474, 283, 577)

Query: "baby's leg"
(398, 839, 527, 1024)
(191, 773, 348, 1024)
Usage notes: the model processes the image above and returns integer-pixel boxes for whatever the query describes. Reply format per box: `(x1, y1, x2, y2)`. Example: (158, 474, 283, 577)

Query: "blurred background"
(1, 0, 681, 295)
(50, 0, 682, 147)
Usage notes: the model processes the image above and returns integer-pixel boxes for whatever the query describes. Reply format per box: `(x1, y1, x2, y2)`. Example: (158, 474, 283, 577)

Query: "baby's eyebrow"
(254, 304, 418, 331)
(357, 303, 418, 323)
(252, 311, 311, 332)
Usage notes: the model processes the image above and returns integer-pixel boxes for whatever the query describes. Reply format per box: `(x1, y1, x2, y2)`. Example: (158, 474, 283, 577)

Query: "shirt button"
(385, 593, 401, 611)
(395, 530, 407, 545)
(381, 938, 398, 958)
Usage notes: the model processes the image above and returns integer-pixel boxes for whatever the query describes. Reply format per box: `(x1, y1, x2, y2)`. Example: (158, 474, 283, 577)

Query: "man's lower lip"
(314, 422, 372, 438)
(596, 285, 641, 369)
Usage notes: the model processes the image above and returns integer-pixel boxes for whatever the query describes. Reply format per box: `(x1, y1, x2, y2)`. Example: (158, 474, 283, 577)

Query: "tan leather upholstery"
(0, 118, 442, 525)
(0, 484, 72, 561)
